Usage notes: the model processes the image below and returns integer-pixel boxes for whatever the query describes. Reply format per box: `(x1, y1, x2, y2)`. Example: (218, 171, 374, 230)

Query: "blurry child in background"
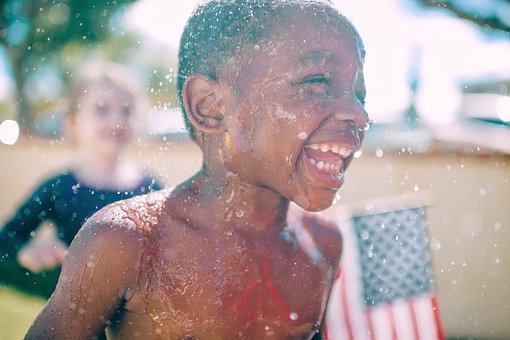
(0, 60, 162, 298)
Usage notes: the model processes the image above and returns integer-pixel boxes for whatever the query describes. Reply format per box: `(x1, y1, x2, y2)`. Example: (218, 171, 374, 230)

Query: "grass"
(0, 285, 46, 340)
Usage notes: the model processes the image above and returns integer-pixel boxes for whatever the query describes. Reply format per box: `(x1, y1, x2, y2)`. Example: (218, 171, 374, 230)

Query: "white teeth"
(340, 146, 352, 158)
(309, 158, 343, 177)
(308, 143, 353, 157)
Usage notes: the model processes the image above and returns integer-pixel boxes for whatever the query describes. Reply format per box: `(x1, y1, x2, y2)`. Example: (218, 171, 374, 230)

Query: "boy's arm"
(25, 210, 140, 339)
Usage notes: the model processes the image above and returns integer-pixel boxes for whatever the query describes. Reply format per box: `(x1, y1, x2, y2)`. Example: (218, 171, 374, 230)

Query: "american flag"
(323, 203, 445, 340)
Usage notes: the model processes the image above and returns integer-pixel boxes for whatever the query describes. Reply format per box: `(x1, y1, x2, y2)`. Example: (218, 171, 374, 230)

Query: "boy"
(26, 0, 370, 338)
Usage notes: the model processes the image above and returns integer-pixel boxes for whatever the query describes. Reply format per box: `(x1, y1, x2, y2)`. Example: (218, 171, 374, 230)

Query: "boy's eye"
(122, 102, 132, 116)
(300, 73, 331, 85)
(295, 74, 332, 101)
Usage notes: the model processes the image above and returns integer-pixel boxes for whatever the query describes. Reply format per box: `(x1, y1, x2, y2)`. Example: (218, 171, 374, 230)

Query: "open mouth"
(301, 140, 356, 188)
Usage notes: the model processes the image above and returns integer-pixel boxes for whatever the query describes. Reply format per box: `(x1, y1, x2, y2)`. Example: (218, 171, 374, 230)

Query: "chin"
(96, 142, 125, 158)
(291, 191, 336, 212)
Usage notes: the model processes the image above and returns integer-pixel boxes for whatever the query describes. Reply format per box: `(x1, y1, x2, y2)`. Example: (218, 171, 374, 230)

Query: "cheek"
(120, 118, 135, 135)
(269, 103, 298, 123)
(73, 117, 97, 138)
(223, 114, 252, 156)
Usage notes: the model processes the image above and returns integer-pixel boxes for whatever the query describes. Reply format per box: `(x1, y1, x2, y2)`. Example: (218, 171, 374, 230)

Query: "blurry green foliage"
(417, 0, 510, 33)
(0, 0, 139, 131)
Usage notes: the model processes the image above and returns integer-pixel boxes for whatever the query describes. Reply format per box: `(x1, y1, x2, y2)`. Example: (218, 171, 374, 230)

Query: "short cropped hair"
(177, 0, 347, 140)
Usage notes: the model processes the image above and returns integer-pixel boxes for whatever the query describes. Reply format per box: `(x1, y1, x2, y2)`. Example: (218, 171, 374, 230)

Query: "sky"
(125, 0, 510, 126)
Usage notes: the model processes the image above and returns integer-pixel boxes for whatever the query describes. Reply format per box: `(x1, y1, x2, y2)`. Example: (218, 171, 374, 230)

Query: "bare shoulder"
(63, 189, 173, 289)
(290, 206, 342, 268)
(25, 189, 174, 339)
(68, 188, 175, 273)
(86, 188, 172, 234)
(307, 212, 342, 262)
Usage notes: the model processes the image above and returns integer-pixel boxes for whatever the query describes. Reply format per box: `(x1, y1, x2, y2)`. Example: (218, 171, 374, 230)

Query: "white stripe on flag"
(368, 304, 394, 340)
(414, 294, 441, 339)
(392, 298, 418, 340)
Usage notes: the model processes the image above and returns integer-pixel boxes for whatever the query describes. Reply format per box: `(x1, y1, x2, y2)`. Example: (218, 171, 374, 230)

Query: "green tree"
(0, 0, 138, 132)
(416, 0, 510, 34)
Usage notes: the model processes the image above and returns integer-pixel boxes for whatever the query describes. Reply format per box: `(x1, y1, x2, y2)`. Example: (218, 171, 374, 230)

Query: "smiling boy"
(26, 1, 370, 339)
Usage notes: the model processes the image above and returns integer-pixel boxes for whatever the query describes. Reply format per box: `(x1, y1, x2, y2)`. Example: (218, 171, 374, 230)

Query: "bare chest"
(119, 235, 334, 339)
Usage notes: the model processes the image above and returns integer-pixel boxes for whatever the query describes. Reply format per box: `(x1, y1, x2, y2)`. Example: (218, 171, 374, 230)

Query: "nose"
(108, 112, 130, 128)
(331, 90, 371, 131)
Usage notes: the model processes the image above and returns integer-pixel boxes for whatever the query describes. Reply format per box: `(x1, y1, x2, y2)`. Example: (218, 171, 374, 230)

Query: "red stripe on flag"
(323, 323, 330, 340)
(430, 295, 445, 340)
(388, 303, 398, 340)
(340, 269, 354, 340)
(334, 265, 342, 280)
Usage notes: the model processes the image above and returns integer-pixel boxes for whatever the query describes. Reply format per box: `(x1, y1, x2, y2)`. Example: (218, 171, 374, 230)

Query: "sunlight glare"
(0, 119, 20, 145)
(497, 96, 510, 122)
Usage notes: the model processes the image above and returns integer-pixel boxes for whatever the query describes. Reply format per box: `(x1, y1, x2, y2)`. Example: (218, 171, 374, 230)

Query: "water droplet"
(289, 312, 298, 320)
(235, 210, 244, 218)
(430, 238, 441, 250)
(334, 172, 345, 181)
(298, 132, 307, 140)
(332, 191, 342, 204)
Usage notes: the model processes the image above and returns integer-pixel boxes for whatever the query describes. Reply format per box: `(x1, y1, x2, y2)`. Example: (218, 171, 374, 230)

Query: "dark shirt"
(0, 171, 162, 257)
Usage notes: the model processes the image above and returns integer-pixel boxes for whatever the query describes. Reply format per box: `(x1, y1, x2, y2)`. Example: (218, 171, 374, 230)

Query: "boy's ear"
(182, 74, 226, 135)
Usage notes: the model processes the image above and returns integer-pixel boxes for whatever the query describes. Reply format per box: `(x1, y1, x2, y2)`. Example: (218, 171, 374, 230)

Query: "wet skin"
(26, 11, 368, 340)
(216, 13, 368, 212)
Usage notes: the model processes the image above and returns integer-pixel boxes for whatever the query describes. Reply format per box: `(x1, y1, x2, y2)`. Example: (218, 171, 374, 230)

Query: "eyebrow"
(298, 50, 335, 65)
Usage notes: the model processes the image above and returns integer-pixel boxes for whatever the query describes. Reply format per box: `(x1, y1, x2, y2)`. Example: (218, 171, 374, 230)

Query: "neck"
(72, 147, 133, 190)
(176, 171, 290, 238)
